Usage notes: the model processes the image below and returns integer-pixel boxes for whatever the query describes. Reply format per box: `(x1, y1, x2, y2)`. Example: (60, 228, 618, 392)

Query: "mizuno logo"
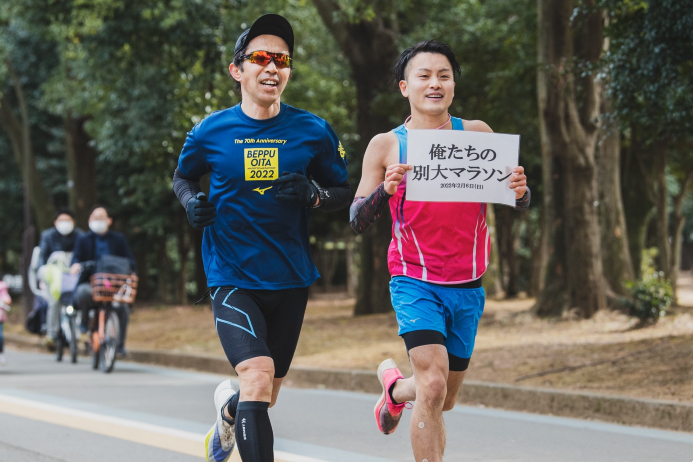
(253, 186, 273, 195)
(410, 318, 420, 323)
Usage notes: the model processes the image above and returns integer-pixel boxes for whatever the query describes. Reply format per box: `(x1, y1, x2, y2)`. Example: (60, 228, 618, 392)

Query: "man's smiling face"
(399, 52, 456, 116)
(231, 34, 292, 108)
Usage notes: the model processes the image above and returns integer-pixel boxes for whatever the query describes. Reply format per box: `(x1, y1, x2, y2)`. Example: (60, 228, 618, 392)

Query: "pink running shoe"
(374, 358, 406, 435)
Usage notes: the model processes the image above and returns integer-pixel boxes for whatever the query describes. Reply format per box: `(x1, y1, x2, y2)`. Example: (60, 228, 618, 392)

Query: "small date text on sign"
(406, 129, 520, 207)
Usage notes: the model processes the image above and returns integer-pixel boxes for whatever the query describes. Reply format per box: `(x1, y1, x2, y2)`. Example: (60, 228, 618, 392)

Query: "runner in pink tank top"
(349, 40, 531, 461)
(388, 119, 490, 284)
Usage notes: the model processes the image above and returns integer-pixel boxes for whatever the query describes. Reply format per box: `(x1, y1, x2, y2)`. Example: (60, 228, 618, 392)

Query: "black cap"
(234, 14, 294, 57)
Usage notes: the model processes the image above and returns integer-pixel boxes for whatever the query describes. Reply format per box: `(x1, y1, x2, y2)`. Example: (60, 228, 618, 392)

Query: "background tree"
(0, 15, 59, 231)
(2, 0, 688, 317)
(602, 0, 693, 300)
(597, 98, 634, 296)
(311, 0, 406, 315)
(313, 0, 542, 311)
(534, 0, 607, 317)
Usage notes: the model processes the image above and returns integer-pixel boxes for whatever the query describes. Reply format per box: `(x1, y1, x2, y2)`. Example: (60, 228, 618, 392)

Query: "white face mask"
(55, 221, 75, 236)
(89, 220, 109, 235)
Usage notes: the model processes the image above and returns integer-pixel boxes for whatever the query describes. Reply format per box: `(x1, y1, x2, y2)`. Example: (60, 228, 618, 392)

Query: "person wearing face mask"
(38, 208, 84, 345)
(70, 205, 137, 355)
(39, 209, 83, 267)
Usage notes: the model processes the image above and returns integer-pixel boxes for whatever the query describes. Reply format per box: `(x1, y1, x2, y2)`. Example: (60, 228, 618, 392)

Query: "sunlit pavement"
(1, 349, 692, 462)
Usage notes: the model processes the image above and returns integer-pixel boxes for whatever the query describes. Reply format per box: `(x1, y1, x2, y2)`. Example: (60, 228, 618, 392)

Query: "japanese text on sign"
(406, 129, 520, 206)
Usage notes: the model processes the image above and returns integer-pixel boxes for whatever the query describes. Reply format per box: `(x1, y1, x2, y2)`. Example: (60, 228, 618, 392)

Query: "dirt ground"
(5, 276, 693, 403)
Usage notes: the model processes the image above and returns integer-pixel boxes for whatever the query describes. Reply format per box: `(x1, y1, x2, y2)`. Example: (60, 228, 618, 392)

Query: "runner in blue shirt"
(173, 14, 350, 462)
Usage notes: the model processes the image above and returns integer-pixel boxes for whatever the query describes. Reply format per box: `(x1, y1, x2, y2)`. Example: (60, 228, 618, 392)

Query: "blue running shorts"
(389, 276, 485, 359)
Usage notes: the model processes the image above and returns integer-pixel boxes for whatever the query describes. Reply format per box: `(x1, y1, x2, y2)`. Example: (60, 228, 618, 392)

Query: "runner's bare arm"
(464, 120, 530, 210)
(350, 133, 407, 234)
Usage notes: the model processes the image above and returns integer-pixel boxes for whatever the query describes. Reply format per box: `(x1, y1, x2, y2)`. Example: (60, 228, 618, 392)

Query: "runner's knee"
(415, 371, 447, 407)
(241, 370, 273, 394)
(236, 357, 275, 398)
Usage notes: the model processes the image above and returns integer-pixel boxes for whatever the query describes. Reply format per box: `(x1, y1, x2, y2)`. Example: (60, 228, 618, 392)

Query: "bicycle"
(38, 251, 80, 363)
(55, 302, 79, 363)
(87, 272, 138, 373)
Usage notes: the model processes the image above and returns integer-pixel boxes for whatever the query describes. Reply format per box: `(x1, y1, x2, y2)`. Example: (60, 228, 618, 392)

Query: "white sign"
(406, 129, 520, 207)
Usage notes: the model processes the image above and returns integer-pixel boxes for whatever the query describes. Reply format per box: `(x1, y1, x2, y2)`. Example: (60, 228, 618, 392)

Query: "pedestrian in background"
(0, 280, 12, 365)
(38, 208, 83, 348)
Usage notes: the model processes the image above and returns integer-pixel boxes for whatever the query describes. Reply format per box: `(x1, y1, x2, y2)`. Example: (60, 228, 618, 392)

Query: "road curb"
(6, 333, 692, 433)
(5, 333, 44, 349)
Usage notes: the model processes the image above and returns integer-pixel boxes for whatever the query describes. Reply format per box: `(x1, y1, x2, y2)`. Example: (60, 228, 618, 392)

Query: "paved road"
(1, 349, 692, 462)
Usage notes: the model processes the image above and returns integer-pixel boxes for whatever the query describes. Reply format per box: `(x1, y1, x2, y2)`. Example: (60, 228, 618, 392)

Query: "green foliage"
(600, 0, 693, 141)
(626, 248, 673, 322)
(413, 0, 541, 191)
(0, 0, 544, 297)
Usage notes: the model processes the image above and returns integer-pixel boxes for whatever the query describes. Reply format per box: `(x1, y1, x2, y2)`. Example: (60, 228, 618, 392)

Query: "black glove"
(186, 192, 217, 228)
(273, 171, 318, 207)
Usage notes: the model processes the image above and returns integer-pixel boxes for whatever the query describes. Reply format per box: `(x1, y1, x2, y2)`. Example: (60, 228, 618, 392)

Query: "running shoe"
(0, 353, 6, 366)
(374, 358, 406, 435)
(205, 379, 237, 462)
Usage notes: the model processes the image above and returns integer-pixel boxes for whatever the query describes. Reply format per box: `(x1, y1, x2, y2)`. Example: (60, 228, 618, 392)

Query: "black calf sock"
(235, 401, 273, 462)
(388, 381, 401, 405)
(223, 390, 240, 424)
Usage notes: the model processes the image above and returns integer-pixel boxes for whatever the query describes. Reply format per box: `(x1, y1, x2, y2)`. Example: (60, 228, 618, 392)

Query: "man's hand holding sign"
(384, 163, 413, 195)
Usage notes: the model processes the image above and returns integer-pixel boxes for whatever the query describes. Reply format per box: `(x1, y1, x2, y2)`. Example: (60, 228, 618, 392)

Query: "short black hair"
(393, 40, 461, 84)
(89, 204, 110, 218)
(53, 207, 74, 221)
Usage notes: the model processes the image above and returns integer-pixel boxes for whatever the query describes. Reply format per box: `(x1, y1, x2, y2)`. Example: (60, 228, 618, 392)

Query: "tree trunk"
(533, 0, 607, 317)
(652, 144, 670, 279)
(318, 243, 341, 292)
(482, 205, 504, 298)
(597, 112, 634, 296)
(134, 250, 149, 300)
(191, 174, 210, 298)
(346, 232, 357, 298)
(191, 227, 206, 296)
(670, 171, 693, 303)
(312, 0, 401, 315)
(528, 208, 544, 297)
(0, 61, 54, 231)
(64, 114, 97, 228)
(497, 206, 519, 296)
(354, 218, 393, 315)
(671, 212, 686, 303)
(175, 214, 189, 305)
(563, 151, 607, 316)
(622, 134, 654, 278)
(158, 241, 171, 303)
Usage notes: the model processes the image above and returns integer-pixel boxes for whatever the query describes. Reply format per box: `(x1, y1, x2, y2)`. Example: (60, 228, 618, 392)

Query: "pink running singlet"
(388, 117, 489, 284)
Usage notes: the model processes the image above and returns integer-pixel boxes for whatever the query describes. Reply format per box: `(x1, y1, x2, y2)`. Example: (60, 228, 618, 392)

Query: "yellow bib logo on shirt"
(245, 148, 278, 181)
